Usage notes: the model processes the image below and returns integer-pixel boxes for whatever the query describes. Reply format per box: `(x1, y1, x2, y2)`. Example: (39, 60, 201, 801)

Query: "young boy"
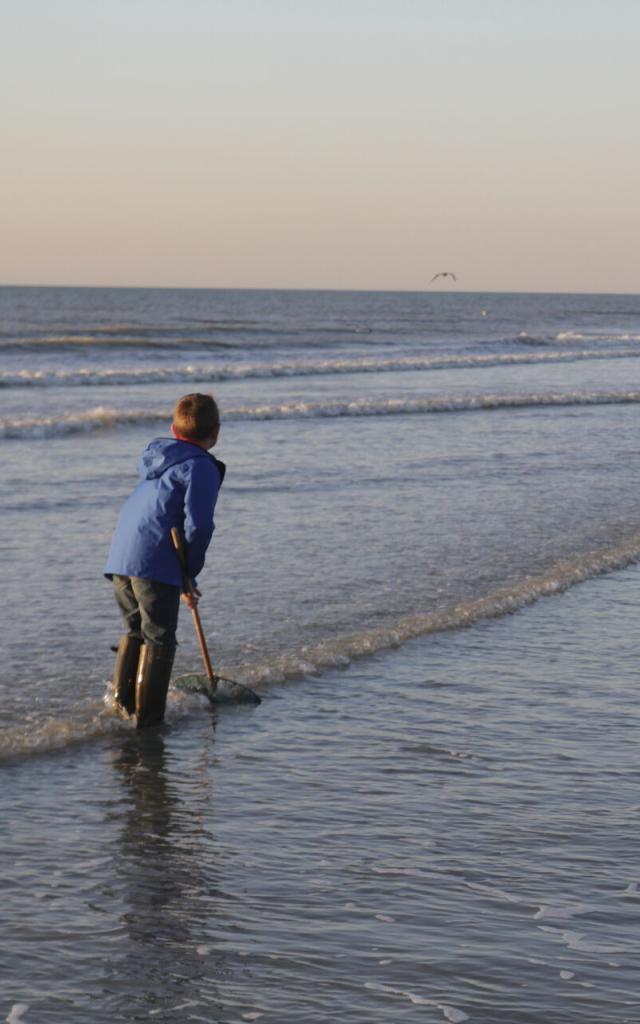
(105, 393, 225, 729)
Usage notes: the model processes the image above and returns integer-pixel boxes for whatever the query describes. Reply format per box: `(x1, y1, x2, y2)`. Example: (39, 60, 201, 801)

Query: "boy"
(105, 393, 225, 729)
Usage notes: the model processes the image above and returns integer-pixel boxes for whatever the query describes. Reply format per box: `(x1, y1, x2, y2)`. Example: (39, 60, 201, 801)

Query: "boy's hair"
(173, 393, 220, 440)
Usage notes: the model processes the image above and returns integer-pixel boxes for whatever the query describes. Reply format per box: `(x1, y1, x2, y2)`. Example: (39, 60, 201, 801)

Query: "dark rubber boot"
(135, 644, 175, 730)
(112, 635, 143, 716)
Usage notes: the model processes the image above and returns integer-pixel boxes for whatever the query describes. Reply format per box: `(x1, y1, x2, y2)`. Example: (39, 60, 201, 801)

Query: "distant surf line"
(1, 327, 640, 352)
(0, 323, 373, 349)
(2, 347, 640, 389)
(3, 389, 640, 439)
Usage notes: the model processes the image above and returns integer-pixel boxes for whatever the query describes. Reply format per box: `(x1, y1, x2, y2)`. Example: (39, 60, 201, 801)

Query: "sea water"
(1, 287, 640, 1021)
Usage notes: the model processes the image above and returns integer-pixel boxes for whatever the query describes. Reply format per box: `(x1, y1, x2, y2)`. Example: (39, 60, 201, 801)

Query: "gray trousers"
(112, 575, 180, 650)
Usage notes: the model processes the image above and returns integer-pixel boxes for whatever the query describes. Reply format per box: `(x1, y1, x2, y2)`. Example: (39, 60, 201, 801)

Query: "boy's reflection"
(109, 728, 227, 1013)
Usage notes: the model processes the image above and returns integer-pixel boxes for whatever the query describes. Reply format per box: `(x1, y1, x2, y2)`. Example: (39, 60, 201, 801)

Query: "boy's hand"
(181, 588, 201, 610)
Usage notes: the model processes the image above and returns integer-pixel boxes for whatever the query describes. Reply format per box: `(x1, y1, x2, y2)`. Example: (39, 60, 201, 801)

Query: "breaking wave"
(3, 529, 640, 761)
(3, 389, 640, 439)
(507, 330, 640, 347)
(3, 347, 640, 388)
(555, 330, 640, 343)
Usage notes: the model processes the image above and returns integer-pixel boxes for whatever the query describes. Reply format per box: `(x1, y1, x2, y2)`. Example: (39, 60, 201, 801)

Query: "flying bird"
(429, 271, 457, 284)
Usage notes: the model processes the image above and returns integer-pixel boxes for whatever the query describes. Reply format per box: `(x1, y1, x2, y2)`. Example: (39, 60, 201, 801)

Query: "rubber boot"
(135, 644, 175, 730)
(112, 635, 143, 717)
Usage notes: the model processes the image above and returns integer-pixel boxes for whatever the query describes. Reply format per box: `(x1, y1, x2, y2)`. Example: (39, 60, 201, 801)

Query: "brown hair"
(172, 393, 220, 440)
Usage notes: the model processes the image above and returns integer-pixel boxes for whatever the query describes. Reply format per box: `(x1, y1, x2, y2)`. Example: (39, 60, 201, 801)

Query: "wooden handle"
(171, 527, 215, 682)
(190, 604, 215, 680)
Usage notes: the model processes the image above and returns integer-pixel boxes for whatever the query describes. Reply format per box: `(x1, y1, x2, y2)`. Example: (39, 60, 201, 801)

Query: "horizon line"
(1, 282, 638, 298)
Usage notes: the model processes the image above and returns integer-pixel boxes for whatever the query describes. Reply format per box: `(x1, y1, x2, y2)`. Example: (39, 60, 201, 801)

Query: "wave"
(2, 328, 638, 355)
(3, 347, 640, 389)
(236, 529, 640, 686)
(0, 335, 240, 350)
(1, 407, 165, 438)
(3, 389, 640, 439)
(508, 330, 640, 347)
(554, 331, 640, 343)
(0, 322, 373, 349)
(3, 530, 640, 761)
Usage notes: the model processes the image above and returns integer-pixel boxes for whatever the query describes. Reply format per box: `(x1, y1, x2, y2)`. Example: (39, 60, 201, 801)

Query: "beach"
(2, 286, 640, 1021)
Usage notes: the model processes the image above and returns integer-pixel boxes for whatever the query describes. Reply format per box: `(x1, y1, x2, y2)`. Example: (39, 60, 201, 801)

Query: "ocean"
(2, 286, 640, 1022)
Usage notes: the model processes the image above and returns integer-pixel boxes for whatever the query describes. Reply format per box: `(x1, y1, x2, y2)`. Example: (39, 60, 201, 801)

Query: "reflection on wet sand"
(108, 727, 229, 1019)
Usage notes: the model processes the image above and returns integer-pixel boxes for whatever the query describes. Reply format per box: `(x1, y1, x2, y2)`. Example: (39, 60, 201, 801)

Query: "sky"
(1, 0, 639, 292)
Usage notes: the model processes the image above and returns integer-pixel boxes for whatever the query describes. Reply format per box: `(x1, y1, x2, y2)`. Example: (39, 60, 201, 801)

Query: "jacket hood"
(139, 437, 212, 480)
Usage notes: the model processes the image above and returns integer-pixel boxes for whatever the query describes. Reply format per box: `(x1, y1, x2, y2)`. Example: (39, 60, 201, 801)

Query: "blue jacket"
(105, 438, 225, 588)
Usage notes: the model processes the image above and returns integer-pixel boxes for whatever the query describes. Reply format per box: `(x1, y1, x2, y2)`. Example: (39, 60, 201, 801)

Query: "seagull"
(429, 271, 457, 284)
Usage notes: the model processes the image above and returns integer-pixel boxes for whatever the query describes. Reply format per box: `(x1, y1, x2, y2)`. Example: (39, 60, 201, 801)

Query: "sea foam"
(3, 389, 640, 439)
(2, 347, 640, 388)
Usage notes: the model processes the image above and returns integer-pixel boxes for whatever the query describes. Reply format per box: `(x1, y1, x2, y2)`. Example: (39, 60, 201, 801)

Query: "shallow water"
(2, 287, 640, 1020)
(2, 289, 640, 746)
(3, 569, 640, 1022)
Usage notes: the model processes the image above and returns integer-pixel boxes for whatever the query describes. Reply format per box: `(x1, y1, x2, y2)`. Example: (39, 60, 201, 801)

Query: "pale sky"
(1, 0, 639, 292)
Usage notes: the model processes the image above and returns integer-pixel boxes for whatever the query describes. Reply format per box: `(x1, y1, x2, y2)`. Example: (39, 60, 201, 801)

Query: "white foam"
(443, 1010, 469, 1023)
(538, 925, 627, 954)
(6, 1007, 29, 1024)
(534, 902, 586, 921)
(2, 347, 640, 388)
(0, 405, 159, 439)
(556, 331, 640, 343)
(5, 388, 640, 439)
(149, 1001, 199, 1016)
(364, 983, 468, 1019)
(0, 684, 202, 761)
(231, 390, 640, 424)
